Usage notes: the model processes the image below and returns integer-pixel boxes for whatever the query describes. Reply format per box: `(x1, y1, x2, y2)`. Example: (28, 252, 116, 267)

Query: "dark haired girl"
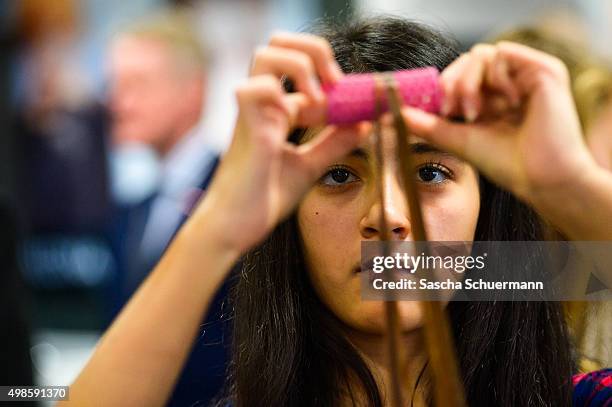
(62, 16, 612, 407)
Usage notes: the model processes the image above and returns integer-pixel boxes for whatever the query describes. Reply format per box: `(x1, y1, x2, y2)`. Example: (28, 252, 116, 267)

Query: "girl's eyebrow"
(410, 142, 455, 157)
(349, 147, 370, 160)
(348, 143, 458, 161)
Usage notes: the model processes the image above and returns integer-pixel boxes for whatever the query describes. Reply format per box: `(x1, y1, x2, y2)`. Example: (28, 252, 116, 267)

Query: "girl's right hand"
(196, 33, 369, 254)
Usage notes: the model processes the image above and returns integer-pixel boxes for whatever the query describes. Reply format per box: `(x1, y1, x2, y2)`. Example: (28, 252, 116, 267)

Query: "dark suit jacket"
(109, 155, 233, 407)
(0, 196, 34, 390)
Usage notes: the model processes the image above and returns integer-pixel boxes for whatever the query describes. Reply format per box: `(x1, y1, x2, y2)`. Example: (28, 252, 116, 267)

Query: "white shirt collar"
(158, 124, 218, 200)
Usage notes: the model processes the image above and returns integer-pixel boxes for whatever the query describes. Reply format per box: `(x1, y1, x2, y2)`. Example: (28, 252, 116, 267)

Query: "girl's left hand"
(402, 42, 598, 209)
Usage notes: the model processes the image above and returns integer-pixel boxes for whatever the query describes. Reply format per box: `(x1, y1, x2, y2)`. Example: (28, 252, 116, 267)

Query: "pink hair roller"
(323, 67, 443, 125)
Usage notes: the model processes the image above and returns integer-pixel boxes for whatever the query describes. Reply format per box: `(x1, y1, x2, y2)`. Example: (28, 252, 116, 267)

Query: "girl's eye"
(417, 163, 451, 184)
(320, 167, 359, 187)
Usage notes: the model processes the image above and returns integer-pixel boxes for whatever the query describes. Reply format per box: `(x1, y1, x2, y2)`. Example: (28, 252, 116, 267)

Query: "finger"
(496, 41, 570, 89)
(269, 31, 343, 84)
(235, 75, 296, 146)
(250, 46, 324, 102)
(285, 93, 326, 127)
(445, 44, 521, 121)
(236, 74, 287, 112)
(487, 51, 520, 107)
(402, 106, 483, 160)
(454, 44, 496, 122)
(478, 93, 517, 121)
(296, 122, 371, 179)
(236, 80, 326, 133)
(440, 53, 471, 117)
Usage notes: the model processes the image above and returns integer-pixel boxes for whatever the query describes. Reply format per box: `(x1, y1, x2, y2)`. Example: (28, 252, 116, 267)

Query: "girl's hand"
(403, 42, 598, 209)
(197, 33, 369, 254)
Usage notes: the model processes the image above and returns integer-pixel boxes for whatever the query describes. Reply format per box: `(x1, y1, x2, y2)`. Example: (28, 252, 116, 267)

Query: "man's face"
(108, 36, 192, 150)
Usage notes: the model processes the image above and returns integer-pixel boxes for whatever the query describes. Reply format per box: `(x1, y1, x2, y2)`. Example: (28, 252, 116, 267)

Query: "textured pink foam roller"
(323, 67, 443, 125)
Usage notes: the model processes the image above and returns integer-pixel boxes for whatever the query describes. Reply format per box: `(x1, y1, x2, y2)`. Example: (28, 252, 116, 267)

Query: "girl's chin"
(342, 301, 425, 334)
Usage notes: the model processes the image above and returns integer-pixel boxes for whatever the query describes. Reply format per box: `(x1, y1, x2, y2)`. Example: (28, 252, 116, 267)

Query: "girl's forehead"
(301, 125, 434, 148)
(300, 125, 466, 165)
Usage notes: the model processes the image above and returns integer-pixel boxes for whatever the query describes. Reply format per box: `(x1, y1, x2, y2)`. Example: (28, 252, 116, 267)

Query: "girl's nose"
(360, 175, 411, 240)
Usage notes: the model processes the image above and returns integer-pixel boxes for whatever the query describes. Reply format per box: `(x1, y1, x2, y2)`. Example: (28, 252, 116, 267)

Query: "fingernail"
(330, 63, 343, 82)
(441, 98, 451, 116)
(310, 77, 325, 101)
(463, 100, 478, 122)
(404, 107, 432, 126)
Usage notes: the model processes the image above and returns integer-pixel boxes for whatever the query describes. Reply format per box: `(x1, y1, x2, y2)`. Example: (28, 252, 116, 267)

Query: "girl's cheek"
(421, 187, 480, 241)
(298, 192, 361, 246)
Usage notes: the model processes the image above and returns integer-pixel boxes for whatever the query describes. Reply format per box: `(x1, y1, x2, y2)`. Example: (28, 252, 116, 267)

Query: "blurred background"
(0, 0, 610, 405)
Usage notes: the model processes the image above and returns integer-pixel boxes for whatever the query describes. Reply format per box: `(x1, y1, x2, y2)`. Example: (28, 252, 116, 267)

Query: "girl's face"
(297, 124, 480, 334)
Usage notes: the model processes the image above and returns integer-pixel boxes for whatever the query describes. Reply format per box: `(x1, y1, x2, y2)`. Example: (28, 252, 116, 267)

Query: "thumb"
(297, 122, 371, 179)
(402, 106, 485, 162)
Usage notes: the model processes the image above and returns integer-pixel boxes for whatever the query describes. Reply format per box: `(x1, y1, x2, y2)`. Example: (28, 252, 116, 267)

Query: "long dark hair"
(224, 16, 575, 407)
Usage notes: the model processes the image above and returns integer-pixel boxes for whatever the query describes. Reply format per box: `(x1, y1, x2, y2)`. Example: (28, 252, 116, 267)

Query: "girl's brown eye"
(417, 164, 451, 184)
(320, 167, 359, 187)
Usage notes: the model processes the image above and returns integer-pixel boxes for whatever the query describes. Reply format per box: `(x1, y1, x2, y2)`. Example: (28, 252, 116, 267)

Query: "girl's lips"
(353, 257, 376, 273)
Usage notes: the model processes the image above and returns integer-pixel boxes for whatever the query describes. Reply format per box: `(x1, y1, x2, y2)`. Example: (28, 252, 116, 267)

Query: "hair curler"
(323, 67, 443, 124)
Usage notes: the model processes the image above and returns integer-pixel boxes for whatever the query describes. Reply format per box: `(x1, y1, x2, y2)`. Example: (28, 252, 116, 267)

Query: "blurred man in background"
(108, 10, 218, 305)
(107, 10, 225, 406)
